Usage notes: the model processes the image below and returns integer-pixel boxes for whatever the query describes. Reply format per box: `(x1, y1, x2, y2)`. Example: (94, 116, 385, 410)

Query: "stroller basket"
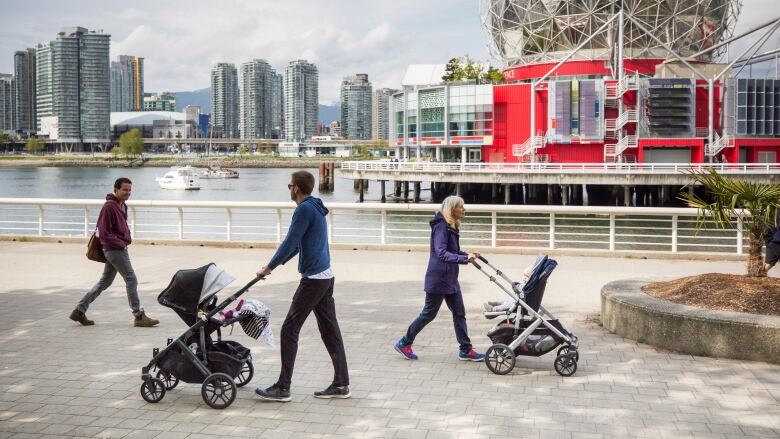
(158, 340, 250, 384)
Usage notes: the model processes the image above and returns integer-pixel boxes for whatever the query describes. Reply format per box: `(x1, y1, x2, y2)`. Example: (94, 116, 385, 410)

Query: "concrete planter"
(601, 279, 780, 364)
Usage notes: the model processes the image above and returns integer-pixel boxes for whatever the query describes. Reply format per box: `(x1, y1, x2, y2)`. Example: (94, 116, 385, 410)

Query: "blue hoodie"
(424, 212, 469, 295)
(268, 196, 331, 277)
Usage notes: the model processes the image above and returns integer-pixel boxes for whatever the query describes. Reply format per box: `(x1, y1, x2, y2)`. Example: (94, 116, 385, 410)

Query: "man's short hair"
(114, 177, 132, 190)
(291, 170, 315, 195)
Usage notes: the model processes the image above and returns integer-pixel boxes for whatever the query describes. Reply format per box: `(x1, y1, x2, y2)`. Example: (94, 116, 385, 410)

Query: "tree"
(25, 138, 44, 155)
(119, 128, 144, 158)
(0, 132, 10, 154)
(441, 56, 504, 84)
(679, 169, 780, 277)
(110, 146, 122, 159)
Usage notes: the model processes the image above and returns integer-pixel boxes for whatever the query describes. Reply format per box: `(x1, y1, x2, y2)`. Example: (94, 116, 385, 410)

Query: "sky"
(0, 0, 487, 105)
(0, 0, 778, 105)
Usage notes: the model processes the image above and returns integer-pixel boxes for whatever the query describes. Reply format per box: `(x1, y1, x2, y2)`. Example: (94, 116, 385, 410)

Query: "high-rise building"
(110, 61, 130, 112)
(239, 59, 274, 139)
(372, 88, 395, 140)
(35, 27, 110, 143)
(340, 74, 372, 140)
(271, 73, 283, 139)
(284, 60, 318, 142)
(211, 63, 239, 139)
(143, 92, 176, 112)
(111, 56, 143, 112)
(13, 49, 36, 135)
(0, 74, 14, 131)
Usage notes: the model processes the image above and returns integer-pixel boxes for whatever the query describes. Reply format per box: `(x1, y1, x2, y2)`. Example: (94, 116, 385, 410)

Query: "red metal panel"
(502, 59, 664, 82)
(538, 144, 604, 163)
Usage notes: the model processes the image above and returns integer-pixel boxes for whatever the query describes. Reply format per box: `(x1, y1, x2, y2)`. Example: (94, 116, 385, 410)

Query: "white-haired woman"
(394, 195, 485, 361)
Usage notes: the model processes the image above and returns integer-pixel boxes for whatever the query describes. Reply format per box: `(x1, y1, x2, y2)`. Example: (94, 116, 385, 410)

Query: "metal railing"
(0, 198, 747, 255)
(341, 161, 780, 174)
(512, 131, 547, 157)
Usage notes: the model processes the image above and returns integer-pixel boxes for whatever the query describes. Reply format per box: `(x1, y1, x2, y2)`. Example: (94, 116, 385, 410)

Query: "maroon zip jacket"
(98, 193, 132, 251)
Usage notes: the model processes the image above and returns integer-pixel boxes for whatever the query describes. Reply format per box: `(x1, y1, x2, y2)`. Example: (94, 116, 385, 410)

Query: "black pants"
(402, 292, 472, 351)
(277, 277, 349, 390)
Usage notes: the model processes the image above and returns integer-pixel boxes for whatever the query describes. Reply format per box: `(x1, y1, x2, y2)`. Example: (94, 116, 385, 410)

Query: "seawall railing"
(0, 199, 746, 255)
(341, 161, 780, 175)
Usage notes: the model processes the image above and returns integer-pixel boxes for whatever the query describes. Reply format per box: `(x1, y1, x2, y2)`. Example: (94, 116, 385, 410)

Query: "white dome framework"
(482, 0, 742, 66)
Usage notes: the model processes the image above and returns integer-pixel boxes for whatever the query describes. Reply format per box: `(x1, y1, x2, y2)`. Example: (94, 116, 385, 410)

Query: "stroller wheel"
(140, 378, 166, 403)
(201, 373, 237, 409)
(156, 370, 179, 390)
(235, 360, 254, 388)
(554, 354, 578, 377)
(557, 346, 580, 362)
(485, 344, 516, 375)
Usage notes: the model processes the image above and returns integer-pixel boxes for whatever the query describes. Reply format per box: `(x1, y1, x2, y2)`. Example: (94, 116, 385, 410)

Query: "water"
(0, 166, 742, 253)
(0, 166, 394, 203)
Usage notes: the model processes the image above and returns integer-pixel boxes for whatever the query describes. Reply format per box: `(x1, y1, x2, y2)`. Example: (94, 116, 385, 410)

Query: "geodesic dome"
(482, 0, 742, 66)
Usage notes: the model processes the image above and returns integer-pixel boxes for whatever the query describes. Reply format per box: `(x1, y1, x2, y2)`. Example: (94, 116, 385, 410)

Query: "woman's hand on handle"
(467, 252, 481, 262)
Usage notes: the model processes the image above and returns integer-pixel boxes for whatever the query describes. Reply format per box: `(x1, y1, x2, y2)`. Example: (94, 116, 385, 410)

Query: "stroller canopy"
(522, 255, 557, 294)
(158, 263, 235, 325)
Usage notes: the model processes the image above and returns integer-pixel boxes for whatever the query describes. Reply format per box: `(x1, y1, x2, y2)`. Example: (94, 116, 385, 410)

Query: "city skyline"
(0, 0, 486, 105)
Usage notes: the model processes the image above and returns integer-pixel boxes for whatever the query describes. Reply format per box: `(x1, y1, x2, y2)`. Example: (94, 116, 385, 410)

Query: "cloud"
(0, 0, 486, 103)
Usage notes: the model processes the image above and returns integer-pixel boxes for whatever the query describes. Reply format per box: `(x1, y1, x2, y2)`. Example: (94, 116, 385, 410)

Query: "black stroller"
(139, 263, 263, 409)
(472, 255, 580, 376)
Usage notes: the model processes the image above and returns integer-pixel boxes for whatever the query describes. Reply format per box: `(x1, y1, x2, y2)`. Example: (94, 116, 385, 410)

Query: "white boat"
(200, 164, 240, 179)
(156, 166, 201, 190)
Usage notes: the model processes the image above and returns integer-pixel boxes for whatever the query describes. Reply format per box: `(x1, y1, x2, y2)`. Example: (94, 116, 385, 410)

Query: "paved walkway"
(0, 242, 778, 439)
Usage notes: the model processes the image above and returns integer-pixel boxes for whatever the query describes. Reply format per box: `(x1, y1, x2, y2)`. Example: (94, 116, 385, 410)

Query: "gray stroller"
(472, 255, 579, 376)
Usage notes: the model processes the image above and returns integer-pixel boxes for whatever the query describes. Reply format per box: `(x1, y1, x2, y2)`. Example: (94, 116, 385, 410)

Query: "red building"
(485, 59, 780, 165)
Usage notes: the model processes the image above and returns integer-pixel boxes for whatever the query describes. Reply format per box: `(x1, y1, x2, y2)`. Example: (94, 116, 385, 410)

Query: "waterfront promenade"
(0, 241, 778, 439)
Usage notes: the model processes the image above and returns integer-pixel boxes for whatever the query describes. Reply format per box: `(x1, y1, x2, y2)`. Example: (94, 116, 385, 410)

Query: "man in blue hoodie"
(255, 170, 350, 402)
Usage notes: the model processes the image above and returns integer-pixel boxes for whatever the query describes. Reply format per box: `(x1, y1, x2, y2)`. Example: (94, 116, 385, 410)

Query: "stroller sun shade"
(158, 263, 236, 325)
(522, 255, 557, 294)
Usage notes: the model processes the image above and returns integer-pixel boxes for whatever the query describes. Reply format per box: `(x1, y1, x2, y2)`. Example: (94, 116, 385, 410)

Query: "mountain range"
(172, 88, 340, 124)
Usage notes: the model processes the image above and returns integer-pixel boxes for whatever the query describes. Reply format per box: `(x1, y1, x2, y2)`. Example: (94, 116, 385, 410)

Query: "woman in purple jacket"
(394, 196, 485, 361)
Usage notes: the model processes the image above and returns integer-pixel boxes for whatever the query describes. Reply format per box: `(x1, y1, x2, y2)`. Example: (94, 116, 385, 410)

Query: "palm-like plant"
(678, 169, 780, 277)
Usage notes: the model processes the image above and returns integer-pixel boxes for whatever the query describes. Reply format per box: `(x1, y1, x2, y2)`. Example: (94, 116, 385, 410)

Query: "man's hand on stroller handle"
(257, 265, 272, 278)
(467, 251, 481, 262)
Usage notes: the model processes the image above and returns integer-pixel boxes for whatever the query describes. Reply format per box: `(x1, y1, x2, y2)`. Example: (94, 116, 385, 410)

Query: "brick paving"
(0, 241, 778, 439)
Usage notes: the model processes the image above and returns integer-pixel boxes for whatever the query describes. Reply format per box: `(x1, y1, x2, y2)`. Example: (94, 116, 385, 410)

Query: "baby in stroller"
(483, 264, 534, 313)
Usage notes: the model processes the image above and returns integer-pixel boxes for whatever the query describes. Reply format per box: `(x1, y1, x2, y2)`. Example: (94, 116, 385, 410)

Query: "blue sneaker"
(459, 348, 485, 362)
(394, 339, 418, 360)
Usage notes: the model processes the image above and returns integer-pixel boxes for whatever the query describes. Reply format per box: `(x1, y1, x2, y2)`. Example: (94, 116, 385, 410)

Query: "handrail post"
(549, 213, 555, 249)
(276, 209, 282, 243)
(491, 211, 497, 248)
(177, 207, 183, 240)
(736, 216, 743, 255)
(83, 207, 89, 237)
(380, 209, 387, 245)
(130, 207, 136, 238)
(671, 215, 678, 253)
(226, 208, 232, 241)
(609, 214, 616, 251)
(38, 205, 44, 237)
(328, 211, 334, 244)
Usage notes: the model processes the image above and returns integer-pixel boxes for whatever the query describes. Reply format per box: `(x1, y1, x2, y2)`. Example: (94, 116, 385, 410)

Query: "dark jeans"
(77, 248, 143, 318)
(403, 292, 472, 351)
(277, 277, 349, 390)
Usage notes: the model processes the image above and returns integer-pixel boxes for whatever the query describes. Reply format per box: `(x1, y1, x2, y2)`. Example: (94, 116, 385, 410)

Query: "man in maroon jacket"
(69, 178, 159, 327)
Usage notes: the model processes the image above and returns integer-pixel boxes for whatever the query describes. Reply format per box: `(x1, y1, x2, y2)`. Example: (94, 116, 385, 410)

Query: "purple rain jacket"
(424, 212, 470, 295)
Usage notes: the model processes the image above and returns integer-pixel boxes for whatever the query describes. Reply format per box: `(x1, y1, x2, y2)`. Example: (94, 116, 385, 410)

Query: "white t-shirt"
(306, 267, 334, 279)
